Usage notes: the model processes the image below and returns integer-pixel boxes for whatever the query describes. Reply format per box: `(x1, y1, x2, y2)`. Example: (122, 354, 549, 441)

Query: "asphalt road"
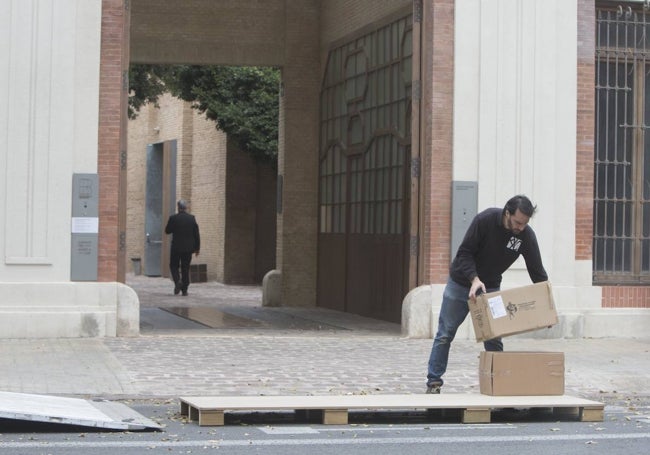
(1, 400, 649, 455)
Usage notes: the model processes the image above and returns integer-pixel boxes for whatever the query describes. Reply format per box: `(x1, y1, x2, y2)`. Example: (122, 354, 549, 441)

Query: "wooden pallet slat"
(199, 409, 224, 426)
(462, 407, 491, 424)
(580, 406, 605, 422)
(323, 408, 348, 425)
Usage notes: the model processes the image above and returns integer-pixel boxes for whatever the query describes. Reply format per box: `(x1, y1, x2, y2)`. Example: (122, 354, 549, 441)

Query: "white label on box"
(488, 296, 507, 319)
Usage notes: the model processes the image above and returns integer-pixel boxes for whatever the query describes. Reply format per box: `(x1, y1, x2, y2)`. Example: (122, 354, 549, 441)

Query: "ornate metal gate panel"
(318, 11, 414, 322)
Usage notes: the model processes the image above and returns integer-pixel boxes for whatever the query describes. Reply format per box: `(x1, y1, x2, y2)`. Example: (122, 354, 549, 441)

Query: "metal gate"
(317, 10, 416, 323)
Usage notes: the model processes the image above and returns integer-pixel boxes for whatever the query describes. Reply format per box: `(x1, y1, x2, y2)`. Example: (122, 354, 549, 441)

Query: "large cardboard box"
(468, 281, 557, 342)
(479, 351, 565, 396)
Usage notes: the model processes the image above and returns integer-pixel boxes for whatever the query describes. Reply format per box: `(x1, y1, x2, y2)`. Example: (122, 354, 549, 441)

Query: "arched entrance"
(123, 1, 420, 323)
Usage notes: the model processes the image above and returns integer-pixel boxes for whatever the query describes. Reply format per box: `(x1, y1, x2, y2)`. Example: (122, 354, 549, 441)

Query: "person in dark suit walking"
(165, 199, 200, 296)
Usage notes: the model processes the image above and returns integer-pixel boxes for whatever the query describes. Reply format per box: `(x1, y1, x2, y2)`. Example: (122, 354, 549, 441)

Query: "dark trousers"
(170, 250, 193, 291)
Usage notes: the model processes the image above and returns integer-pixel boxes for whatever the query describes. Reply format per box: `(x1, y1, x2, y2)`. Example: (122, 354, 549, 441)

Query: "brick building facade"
(1, 0, 649, 338)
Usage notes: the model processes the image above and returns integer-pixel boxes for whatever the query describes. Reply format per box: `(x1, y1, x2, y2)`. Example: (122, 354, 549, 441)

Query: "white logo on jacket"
(507, 237, 521, 252)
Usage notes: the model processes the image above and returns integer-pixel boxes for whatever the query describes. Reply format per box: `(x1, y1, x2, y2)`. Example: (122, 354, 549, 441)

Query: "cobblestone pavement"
(0, 275, 649, 408)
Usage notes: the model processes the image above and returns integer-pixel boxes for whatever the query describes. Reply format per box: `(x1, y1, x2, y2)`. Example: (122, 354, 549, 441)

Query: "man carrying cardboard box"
(425, 195, 548, 394)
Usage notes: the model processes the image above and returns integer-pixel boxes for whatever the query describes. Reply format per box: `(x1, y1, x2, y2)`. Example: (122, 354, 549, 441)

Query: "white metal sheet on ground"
(0, 391, 161, 430)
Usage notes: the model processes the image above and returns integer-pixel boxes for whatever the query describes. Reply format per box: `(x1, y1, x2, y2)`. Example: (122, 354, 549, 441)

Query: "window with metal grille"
(594, 5, 650, 284)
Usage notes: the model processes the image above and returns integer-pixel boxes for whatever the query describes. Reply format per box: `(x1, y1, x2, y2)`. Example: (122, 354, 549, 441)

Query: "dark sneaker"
(182, 290, 188, 296)
(426, 382, 442, 394)
(174, 282, 181, 295)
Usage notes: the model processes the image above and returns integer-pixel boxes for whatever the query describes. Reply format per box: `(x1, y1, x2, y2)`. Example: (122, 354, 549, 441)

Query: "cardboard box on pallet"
(468, 281, 558, 342)
(479, 351, 565, 396)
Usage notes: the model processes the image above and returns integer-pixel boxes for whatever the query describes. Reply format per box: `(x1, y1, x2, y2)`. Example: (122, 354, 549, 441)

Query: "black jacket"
(165, 211, 200, 254)
(449, 207, 548, 288)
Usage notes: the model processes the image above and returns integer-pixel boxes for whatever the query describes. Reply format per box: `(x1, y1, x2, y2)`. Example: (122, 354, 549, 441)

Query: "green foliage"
(128, 64, 280, 166)
(127, 64, 170, 120)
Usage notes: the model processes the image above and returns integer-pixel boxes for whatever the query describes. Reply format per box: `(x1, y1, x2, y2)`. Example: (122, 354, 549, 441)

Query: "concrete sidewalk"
(0, 276, 648, 407)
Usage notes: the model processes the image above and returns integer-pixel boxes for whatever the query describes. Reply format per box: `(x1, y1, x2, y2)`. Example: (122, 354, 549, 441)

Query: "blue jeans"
(426, 278, 503, 386)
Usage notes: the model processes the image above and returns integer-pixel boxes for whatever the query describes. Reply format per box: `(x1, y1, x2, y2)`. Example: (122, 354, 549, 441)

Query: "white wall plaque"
(71, 217, 99, 234)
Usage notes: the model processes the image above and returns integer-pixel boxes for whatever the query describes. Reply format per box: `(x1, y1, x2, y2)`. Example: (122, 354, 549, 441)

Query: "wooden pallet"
(179, 394, 604, 426)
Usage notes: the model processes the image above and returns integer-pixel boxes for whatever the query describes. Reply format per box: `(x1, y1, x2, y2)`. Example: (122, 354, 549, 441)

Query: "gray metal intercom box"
(451, 181, 478, 258)
(71, 174, 99, 281)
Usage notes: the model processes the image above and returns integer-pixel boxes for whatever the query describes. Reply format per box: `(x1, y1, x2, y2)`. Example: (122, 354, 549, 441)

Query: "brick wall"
(420, 0, 454, 285)
(125, 95, 148, 265)
(190, 104, 227, 283)
(576, 0, 595, 262)
(255, 164, 278, 281)
(225, 140, 258, 284)
(98, 0, 129, 282)
(179, 102, 194, 208)
(276, 1, 321, 307)
(603, 286, 650, 308)
(130, 0, 286, 66)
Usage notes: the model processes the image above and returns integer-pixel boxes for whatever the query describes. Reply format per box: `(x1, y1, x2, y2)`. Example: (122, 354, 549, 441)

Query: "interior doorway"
(144, 140, 177, 277)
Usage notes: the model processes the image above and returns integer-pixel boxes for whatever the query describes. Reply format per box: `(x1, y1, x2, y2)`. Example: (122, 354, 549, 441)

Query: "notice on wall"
(71, 217, 99, 234)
